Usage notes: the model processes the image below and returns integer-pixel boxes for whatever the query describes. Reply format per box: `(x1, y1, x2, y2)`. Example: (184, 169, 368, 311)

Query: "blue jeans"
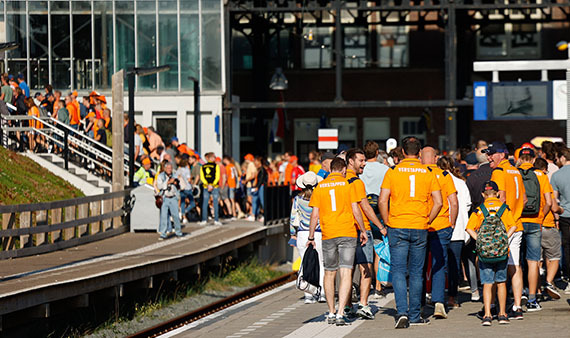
(428, 226, 453, 304)
(180, 189, 195, 216)
(523, 222, 542, 262)
(447, 240, 463, 298)
(388, 227, 428, 322)
(159, 196, 182, 237)
(202, 187, 220, 221)
(251, 185, 265, 217)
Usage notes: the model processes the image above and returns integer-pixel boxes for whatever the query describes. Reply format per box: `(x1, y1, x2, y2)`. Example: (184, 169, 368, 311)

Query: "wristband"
(308, 237, 315, 241)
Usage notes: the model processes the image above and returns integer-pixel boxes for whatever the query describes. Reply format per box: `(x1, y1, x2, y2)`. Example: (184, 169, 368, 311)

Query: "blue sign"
(473, 81, 488, 121)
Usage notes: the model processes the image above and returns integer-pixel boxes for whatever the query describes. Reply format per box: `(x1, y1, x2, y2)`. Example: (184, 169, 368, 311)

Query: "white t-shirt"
(134, 133, 143, 157)
(450, 174, 472, 242)
(361, 161, 389, 196)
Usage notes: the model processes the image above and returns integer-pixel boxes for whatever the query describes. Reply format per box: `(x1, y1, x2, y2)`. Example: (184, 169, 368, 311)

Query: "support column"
(334, 0, 343, 102)
(567, 68, 569, 145)
(444, 4, 457, 150)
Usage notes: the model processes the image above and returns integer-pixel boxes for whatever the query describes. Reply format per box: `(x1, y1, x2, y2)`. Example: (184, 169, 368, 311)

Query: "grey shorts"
(228, 188, 235, 200)
(220, 186, 229, 200)
(322, 237, 357, 271)
(541, 226, 561, 261)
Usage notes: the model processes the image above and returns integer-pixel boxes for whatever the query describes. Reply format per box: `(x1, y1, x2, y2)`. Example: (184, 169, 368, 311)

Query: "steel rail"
(127, 271, 297, 338)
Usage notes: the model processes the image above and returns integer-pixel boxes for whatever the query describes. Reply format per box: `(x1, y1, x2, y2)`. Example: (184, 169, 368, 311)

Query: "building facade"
(0, 0, 226, 156)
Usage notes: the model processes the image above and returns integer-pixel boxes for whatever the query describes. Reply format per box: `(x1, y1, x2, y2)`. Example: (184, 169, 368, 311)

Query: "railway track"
(127, 271, 297, 338)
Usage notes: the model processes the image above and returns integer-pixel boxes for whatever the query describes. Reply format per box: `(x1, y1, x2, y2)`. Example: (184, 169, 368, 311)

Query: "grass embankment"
(0, 147, 83, 205)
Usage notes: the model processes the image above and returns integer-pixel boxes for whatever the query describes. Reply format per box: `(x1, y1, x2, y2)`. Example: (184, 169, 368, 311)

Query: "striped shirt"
(290, 195, 320, 235)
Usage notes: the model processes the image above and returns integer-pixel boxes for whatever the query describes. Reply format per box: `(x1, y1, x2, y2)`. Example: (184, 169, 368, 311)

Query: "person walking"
(156, 162, 183, 240)
(199, 152, 222, 226)
(379, 137, 443, 328)
(551, 147, 570, 292)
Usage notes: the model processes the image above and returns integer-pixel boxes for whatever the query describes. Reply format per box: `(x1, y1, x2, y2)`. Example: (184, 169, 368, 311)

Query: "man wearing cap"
(317, 152, 335, 179)
(17, 74, 29, 97)
(463, 152, 479, 178)
(290, 155, 306, 198)
(134, 158, 153, 187)
(67, 94, 81, 130)
(467, 145, 493, 214)
(518, 148, 552, 311)
(487, 141, 527, 319)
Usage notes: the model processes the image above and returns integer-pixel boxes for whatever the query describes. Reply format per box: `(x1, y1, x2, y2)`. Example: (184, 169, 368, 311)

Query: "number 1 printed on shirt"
(409, 175, 416, 198)
(329, 189, 337, 211)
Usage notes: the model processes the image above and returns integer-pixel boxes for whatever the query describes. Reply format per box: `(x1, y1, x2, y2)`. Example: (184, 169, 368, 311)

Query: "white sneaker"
(564, 283, 570, 295)
(197, 221, 207, 226)
(304, 297, 317, 304)
(214, 221, 223, 226)
(246, 215, 255, 222)
(230, 217, 237, 221)
(471, 290, 480, 302)
(182, 217, 188, 224)
(257, 216, 265, 223)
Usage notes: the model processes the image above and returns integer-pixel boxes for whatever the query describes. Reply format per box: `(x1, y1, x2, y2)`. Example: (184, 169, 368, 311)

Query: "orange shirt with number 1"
(309, 172, 360, 240)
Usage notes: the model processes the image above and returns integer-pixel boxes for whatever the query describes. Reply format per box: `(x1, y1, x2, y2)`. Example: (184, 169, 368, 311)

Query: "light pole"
(188, 77, 200, 155)
(126, 65, 170, 188)
(557, 41, 570, 145)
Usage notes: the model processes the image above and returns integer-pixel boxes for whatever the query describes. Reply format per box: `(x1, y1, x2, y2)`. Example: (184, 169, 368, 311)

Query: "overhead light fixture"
(269, 67, 288, 91)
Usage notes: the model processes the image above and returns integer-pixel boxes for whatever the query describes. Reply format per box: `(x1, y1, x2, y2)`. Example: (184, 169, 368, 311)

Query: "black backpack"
(518, 167, 540, 217)
(296, 245, 321, 297)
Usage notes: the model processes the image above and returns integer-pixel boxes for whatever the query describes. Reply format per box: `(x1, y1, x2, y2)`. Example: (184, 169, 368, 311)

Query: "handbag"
(154, 194, 163, 209)
(296, 245, 321, 298)
(374, 236, 392, 283)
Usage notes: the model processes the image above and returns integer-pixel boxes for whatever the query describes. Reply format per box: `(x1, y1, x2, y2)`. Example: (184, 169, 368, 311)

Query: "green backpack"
(518, 168, 540, 217)
(476, 203, 509, 263)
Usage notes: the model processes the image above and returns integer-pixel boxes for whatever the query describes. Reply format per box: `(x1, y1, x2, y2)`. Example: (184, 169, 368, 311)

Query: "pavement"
(170, 281, 570, 338)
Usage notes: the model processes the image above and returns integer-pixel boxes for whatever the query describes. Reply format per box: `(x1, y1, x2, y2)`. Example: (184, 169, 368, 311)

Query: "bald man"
(420, 146, 458, 318)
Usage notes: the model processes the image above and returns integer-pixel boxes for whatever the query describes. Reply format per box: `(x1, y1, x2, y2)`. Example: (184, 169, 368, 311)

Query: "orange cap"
(143, 127, 148, 134)
(142, 158, 151, 165)
(521, 142, 534, 149)
(72, 90, 78, 97)
(97, 95, 107, 104)
(244, 154, 254, 161)
(514, 148, 522, 161)
(216, 157, 222, 162)
(289, 155, 298, 163)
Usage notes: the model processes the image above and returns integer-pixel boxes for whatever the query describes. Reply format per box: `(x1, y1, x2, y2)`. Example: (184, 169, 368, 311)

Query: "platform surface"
(170, 281, 570, 338)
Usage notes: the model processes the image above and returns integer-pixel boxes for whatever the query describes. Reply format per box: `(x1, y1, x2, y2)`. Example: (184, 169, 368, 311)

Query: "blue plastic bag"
(374, 236, 392, 283)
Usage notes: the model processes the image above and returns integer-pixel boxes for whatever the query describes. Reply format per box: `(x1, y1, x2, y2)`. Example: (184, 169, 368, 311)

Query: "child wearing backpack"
(466, 181, 517, 326)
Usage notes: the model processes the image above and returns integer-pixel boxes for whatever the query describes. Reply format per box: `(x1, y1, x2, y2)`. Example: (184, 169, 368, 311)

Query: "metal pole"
(444, 3, 457, 151)
(64, 129, 69, 170)
(567, 68, 570, 146)
(194, 79, 201, 154)
(334, 0, 342, 102)
(128, 73, 135, 188)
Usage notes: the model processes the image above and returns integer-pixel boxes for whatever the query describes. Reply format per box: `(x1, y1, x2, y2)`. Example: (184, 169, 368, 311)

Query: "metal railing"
(0, 189, 133, 260)
(263, 185, 291, 226)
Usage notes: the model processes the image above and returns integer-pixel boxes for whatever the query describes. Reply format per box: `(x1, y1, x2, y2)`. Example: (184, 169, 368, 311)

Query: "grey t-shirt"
(1, 85, 12, 104)
(361, 161, 389, 196)
(551, 165, 570, 218)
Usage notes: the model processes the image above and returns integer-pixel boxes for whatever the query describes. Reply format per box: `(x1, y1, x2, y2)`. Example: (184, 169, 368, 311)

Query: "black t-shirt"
(97, 128, 107, 145)
(465, 163, 493, 214)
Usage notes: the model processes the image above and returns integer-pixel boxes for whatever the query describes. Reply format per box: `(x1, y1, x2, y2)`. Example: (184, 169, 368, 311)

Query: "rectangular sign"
(318, 128, 338, 150)
(473, 81, 488, 121)
(553, 80, 568, 121)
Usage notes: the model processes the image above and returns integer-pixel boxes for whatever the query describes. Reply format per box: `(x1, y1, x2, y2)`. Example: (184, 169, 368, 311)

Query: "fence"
(0, 190, 133, 260)
(264, 185, 291, 226)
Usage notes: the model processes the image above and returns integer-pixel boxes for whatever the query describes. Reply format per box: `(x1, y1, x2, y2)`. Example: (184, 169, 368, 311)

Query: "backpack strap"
(480, 204, 490, 218)
(496, 203, 508, 218)
(347, 176, 360, 184)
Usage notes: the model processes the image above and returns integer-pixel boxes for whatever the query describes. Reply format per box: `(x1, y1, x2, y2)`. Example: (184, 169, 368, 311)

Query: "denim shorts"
(523, 222, 542, 262)
(228, 188, 235, 200)
(479, 259, 508, 284)
(322, 236, 357, 271)
(355, 230, 374, 264)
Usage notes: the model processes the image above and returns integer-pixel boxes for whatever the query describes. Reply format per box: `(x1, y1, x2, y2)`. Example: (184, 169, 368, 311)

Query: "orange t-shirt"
(466, 197, 517, 233)
(380, 158, 441, 229)
(346, 169, 370, 231)
(309, 172, 360, 240)
(68, 103, 80, 125)
(519, 163, 553, 225)
(104, 117, 110, 129)
(491, 159, 526, 232)
(28, 106, 42, 129)
(284, 163, 293, 185)
(427, 165, 456, 232)
(226, 163, 237, 188)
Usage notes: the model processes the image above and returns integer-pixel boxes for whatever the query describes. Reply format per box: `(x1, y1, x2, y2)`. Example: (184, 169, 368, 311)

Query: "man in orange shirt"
(420, 146, 458, 319)
(67, 94, 80, 130)
(307, 158, 367, 326)
(518, 148, 552, 311)
(486, 142, 527, 319)
(379, 137, 442, 328)
(346, 148, 387, 320)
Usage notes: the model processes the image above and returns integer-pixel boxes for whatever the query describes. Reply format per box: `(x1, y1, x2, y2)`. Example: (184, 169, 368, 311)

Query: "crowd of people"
(290, 137, 570, 328)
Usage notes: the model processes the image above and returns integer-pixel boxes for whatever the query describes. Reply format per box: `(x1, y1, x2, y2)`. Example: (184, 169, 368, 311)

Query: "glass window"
(28, 1, 49, 89)
(158, 0, 178, 91)
(180, 0, 199, 90)
(154, 113, 177, 143)
(202, 0, 222, 91)
(6, 2, 28, 82)
(116, 1, 135, 78)
(72, 1, 93, 90)
(344, 27, 368, 68)
(330, 117, 357, 148)
(137, 0, 157, 90)
(94, 1, 113, 90)
(51, 0, 71, 89)
(232, 29, 252, 70)
(378, 26, 408, 68)
(302, 27, 333, 69)
(363, 117, 390, 150)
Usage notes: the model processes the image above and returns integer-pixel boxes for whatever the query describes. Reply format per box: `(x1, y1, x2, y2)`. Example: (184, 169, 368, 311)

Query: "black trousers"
(559, 217, 570, 277)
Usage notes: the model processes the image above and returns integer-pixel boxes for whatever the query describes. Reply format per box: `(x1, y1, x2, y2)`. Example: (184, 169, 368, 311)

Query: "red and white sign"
(318, 129, 338, 150)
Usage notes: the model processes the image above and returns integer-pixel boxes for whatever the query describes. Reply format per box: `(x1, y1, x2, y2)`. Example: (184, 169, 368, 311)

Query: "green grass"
(0, 147, 84, 205)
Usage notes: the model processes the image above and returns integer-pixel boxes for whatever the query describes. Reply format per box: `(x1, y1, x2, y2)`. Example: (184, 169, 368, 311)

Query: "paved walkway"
(170, 282, 570, 338)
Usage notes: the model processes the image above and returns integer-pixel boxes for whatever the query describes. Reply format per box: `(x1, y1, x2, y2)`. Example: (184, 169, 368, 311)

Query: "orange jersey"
(284, 163, 293, 185)
(491, 160, 526, 232)
(346, 169, 370, 231)
(28, 106, 42, 129)
(68, 103, 80, 125)
(381, 158, 441, 229)
(519, 163, 553, 225)
(427, 165, 456, 231)
(309, 172, 360, 240)
(72, 100, 80, 117)
(104, 117, 110, 129)
(466, 197, 517, 233)
(226, 163, 238, 188)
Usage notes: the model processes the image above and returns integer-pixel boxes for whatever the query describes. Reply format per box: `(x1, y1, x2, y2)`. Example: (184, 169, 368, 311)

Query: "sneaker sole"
(481, 322, 492, 326)
(433, 313, 447, 319)
(498, 321, 510, 325)
(356, 312, 374, 320)
(410, 321, 431, 326)
(546, 288, 561, 300)
(395, 317, 409, 329)
(526, 308, 542, 312)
